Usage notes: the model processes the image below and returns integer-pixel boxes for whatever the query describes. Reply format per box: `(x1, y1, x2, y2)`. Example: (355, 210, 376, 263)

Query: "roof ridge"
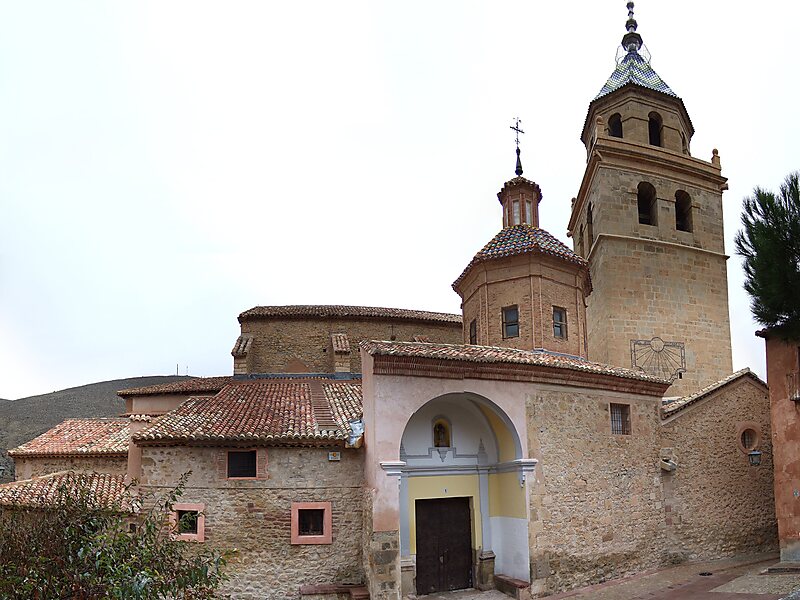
(661, 368, 767, 419)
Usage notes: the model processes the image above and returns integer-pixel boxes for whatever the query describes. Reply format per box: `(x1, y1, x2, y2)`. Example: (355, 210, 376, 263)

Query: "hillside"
(0, 376, 190, 482)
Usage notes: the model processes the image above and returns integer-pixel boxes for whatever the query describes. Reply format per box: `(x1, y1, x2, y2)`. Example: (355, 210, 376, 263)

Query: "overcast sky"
(1, 1, 798, 399)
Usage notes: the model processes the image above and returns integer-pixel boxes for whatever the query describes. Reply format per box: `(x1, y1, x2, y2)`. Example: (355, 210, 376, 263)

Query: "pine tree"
(735, 171, 800, 339)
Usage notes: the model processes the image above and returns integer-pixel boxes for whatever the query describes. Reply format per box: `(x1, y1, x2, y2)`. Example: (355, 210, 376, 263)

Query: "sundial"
(630, 337, 686, 381)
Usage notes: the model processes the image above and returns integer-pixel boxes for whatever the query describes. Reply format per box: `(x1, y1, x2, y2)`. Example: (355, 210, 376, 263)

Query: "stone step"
(493, 574, 531, 600)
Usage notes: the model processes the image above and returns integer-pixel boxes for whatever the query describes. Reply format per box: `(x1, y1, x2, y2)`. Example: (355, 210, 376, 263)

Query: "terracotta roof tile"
(231, 335, 253, 358)
(238, 305, 461, 324)
(8, 418, 129, 457)
(133, 379, 362, 445)
(0, 471, 128, 509)
(661, 368, 767, 418)
(331, 333, 351, 354)
(361, 340, 668, 384)
(118, 376, 232, 397)
(453, 225, 589, 290)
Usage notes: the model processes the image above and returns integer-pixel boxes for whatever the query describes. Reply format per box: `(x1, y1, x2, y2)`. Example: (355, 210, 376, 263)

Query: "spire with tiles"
(594, 2, 677, 101)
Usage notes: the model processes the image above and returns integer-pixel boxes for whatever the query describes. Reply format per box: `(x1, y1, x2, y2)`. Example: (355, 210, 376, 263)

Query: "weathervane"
(510, 117, 525, 177)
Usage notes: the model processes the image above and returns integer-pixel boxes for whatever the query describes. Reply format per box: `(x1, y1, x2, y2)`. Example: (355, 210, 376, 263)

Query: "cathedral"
(1, 5, 778, 599)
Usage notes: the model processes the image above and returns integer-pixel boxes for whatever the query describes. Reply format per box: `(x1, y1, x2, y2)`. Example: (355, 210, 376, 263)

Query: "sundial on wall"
(630, 337, 686, 381)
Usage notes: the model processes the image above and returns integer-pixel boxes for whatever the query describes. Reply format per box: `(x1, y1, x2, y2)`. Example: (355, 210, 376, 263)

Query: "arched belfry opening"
(398, 393, 531, 595)
(637, 181, 657, 225)
(608, 113, 623, 138)
(648, 112, 663, 147)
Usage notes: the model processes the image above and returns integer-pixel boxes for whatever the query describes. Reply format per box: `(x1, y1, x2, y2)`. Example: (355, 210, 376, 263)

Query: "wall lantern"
(748, 450, 763, 467)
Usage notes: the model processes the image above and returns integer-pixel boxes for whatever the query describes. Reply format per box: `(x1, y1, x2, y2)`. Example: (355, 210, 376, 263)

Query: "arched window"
(637, 182, 657, 225)
(433, 420, 451, 448)
(587, 204, 594, 248)
(648, 112, 663, 147)
(675, 190, 693, 232)
(681, 132, 689, 155)
(608, 113, 623, 138)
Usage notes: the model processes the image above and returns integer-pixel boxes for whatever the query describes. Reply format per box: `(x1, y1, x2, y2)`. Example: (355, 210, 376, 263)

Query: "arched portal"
(398, 392, 531, 595)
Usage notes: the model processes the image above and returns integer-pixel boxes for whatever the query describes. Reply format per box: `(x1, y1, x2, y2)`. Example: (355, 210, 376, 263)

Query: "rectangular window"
(227, 450, 257, 478)
(525, 199, 532, 224)
(610, 403, 631, 435)
(291, 501, 332, 544)
(172, 503, 205, 542)
(512, 200, 520, 225)
(553, 307, 567, 339)
(469, 319, 477, 344)
(502, 306, 519, 338)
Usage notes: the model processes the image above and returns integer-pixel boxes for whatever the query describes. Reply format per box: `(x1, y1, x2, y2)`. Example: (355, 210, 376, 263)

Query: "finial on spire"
(510, 117, 525, 177)
(622, 1, 643, 53)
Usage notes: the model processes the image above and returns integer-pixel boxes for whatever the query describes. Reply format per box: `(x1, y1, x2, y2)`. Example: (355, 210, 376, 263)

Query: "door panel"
(415, 497, 472, 595)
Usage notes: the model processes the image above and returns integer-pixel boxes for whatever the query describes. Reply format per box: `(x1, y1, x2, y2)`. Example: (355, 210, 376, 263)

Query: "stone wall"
(240, 317, 461, 375)
(13, 454, 127, 480)
(526, 385, 668, 595)
(660, 378, 777, 560)
(576, 163, 732, 397)
(139, 445, 365, 600)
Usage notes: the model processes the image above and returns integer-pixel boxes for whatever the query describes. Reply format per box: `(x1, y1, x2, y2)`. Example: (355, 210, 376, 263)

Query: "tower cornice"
(568, 137, 727, 235)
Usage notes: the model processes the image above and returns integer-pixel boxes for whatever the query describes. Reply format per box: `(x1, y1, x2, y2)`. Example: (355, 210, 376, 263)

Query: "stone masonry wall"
(526, 385, 667, 595)
(240, 317, 461, 375)
(659, 380, 777, 559)
(13, 455, 127, 481)
(139, 445, 365, 600)
(575, 163, 732, 398)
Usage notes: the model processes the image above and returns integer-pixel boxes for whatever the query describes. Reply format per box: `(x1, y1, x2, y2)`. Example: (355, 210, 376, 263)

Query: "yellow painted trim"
(478, 404, 516, 462)
(488, 472, 526, 518)
(408, 475, 481, 554)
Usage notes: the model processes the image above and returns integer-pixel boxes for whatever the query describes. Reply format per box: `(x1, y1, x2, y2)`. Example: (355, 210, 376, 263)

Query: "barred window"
(610, 403, 631, 435)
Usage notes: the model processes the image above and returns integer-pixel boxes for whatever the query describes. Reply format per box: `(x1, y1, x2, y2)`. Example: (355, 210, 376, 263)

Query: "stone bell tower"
(568, 3, 732, 396)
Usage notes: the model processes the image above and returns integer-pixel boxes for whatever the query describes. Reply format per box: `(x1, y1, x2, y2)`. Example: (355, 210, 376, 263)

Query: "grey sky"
(1, 1, 798, 399)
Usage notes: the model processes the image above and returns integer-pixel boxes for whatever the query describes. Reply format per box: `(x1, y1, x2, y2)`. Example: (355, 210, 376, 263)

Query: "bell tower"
(568, 3, 732, 396)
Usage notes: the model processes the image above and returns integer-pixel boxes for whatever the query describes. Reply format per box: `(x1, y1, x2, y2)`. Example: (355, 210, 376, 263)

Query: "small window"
(675, 190, 693, 232)
(291, 501, 332, 545)
(587, 204, 594, 247)
(512, 200, 520, 225)
(299, 509, 324, 536)
(228, 450, 257, 478)
(172, 503, 205, 542)
(469, 319, 477, 345)
(526, 199, 533, 225)
(502, 306, 519, 338)
(610, 403, 631, 435)
(681, 131, 689, 155)
(577, 224, 585, 257)
(648, 112, 662, 147)
(553, 307, 567, 339)
(741, 429, 758, 451)
(433, 420, 451, 448)
(637, 182, 657, 226)
(608, 113, 623, 138)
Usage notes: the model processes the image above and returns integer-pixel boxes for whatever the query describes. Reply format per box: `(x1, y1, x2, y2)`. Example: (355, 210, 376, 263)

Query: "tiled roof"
(595, 50, 677, 101)
(453, 225, 589, 290)
(0, 471, 128, 509)
(133, 379, 363, 445)
(331, 333, 351, 354)
(361, 340, 669, 384)
(118, 376, 233, 397)
(231, 335, 253, 358)
(662, 368, 768, 418)
(8, 418, 129, 457)
(238, 305, 462, 324)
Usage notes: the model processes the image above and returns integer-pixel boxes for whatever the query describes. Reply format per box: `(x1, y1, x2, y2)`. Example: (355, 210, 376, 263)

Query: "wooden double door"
(415, 497, 473, 595)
